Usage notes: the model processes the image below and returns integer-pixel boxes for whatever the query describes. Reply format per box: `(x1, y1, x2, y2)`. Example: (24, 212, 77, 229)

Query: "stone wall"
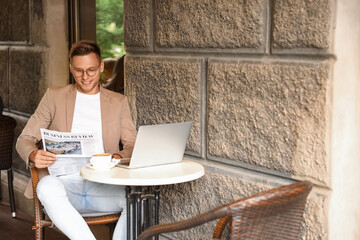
(0, 0, 68, 175)
(0, 0, 48, 175)
(1, 0, 346, 238)
(124, 0, 334, 239)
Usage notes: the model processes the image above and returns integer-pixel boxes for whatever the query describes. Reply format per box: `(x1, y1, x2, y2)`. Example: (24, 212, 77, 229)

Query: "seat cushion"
(80, 211, 121, 217)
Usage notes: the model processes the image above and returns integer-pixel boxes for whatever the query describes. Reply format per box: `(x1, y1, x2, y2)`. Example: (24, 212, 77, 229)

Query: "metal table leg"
(136, 187, 142, 238)
(154, 186, 160, 240)
(142, 188, 149, 230)
(126, 186, 161, 240)
(125, 186, 131, 240)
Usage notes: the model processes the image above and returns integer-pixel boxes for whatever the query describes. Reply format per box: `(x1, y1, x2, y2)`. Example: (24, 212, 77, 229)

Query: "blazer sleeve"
(16, 89, 53, 167)
(117, 97, 137, 158)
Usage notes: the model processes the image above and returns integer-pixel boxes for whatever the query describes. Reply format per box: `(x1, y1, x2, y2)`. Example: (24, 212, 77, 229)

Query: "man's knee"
(37, 175, 66, 203)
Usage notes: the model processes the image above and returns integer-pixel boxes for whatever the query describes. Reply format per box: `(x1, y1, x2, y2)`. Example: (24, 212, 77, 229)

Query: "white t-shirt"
(71, 91, 105, 154)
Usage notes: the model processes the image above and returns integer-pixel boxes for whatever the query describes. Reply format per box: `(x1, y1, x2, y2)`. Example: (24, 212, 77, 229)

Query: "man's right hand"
(29, 150, 57, 169)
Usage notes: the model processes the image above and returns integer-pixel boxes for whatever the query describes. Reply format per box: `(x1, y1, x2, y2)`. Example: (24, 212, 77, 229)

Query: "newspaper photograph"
(40, 128, 97, 157)
(40, 129, 100, 176)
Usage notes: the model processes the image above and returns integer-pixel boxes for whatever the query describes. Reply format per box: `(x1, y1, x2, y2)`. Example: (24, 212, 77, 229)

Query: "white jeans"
(37, 174, 127, 240)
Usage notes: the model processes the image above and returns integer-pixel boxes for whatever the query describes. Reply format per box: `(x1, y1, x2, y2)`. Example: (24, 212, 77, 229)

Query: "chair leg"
(7, 169, 16, 218)
(109, 222, 116, 240)
(35, 226, 43, 240)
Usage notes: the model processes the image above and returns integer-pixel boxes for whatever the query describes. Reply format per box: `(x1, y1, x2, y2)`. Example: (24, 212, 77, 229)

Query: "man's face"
(70, 53, 104, 95)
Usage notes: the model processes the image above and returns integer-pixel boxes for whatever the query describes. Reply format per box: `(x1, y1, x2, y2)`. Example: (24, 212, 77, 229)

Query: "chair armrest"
(212, 216, 230, 239)
(29, 165, 54, 230)
(137, 206, 228, 240)
(29, 165, 42, 215)
(29, 165, 40, 194)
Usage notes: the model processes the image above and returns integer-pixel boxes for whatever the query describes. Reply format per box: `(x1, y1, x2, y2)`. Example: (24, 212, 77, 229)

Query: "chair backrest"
(0, 115, 17, 170)
(215, 181, 312, 239)
(137, 181, 312, 240)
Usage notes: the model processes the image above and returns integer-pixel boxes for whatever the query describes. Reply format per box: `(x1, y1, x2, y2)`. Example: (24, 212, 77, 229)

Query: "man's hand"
(112, 153, 122, 159)
(29, 150, 57, 169)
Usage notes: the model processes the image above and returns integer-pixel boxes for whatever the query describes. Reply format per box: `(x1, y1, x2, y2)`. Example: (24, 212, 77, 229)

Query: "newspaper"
(40, 128, 100, 176)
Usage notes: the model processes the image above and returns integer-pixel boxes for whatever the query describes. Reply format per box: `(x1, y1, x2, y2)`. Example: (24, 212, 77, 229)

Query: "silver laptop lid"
(128, 122, 192, 169)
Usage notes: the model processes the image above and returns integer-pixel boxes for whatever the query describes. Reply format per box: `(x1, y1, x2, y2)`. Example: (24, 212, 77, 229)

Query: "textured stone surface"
(31, 0, 46, 44)
(207, 61, 330, 181)
(272, 0, 333, 50)
(0, 0, 30, 42)
(0, 49, 8, 108)
(126, 56, 202, 154)
(155, 0, 265, 49)
(10, 115, 29, 175)
(9, 49, 46, 114)
(124, 0, 152, 48)
(159, 168, 326, 239)
(0, 1, 334, 239)
(300, 192, 327, 239)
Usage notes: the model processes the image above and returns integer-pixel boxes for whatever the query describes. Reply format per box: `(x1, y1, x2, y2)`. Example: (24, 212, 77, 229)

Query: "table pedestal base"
(126, 186, 160, 240)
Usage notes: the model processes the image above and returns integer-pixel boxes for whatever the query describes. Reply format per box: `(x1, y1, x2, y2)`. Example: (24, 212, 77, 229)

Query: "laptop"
(117, 122, 192, 169)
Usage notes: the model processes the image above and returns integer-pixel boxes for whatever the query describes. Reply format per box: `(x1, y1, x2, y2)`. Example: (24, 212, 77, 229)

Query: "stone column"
(124, 0, 335, 239)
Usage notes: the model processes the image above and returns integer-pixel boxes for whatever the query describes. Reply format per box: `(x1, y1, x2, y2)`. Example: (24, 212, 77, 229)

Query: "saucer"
(87, 159, 119, 170)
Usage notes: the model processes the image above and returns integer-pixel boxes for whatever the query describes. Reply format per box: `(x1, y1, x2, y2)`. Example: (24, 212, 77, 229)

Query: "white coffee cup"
(90, 153, 112, 168)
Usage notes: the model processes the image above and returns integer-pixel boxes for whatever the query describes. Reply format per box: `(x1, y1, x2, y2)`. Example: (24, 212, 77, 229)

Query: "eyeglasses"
(70, 64, 101, 77)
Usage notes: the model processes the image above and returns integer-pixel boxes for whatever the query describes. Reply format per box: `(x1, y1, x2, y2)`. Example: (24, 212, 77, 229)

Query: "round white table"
(80, 159, 204, 240)
(80, 159, 204, 186)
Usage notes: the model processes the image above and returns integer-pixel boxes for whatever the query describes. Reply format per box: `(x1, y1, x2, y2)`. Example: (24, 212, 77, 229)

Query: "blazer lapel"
(100, 86, 111, 150)
(66, 85, 77, 132)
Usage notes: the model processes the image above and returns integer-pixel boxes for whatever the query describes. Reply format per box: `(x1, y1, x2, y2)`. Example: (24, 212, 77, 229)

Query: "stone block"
(31, 0, 46, 45)
(272, 0, 333, 52)
(0, 0, 30, 42)
(159, 169, 326, 239)
(155, 0, 265, 50)
(207, 60, 330, 182)
(12, 115, 29, 174)
(124, 0, 152, 49)
(0, 49, 8, 108)
(300, 191, 327, 239)
(9, 49, 46, 114)
(126, 56, 202, 154)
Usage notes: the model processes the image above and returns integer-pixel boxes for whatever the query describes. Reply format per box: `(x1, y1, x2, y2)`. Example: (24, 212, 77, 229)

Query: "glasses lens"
(72, 65, 100, 77)
(73, 69, 84, 77)
(86, 68, 98, 77)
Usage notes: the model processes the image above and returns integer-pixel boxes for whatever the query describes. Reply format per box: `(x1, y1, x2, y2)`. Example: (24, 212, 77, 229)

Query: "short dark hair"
(69, 40, 101, 61)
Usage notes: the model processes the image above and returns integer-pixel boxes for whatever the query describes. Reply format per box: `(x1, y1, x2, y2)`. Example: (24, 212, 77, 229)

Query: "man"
(16, 40, 137, 240)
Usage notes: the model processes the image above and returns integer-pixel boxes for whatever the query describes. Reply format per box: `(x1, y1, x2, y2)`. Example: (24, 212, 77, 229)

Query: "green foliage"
(96, 0, 125, 59)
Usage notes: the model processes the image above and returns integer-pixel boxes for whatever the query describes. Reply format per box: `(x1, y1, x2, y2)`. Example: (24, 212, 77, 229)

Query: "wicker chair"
(30, 165, 121, 240)
(0, 115, 17, 218)
(137, 181, 312, 240)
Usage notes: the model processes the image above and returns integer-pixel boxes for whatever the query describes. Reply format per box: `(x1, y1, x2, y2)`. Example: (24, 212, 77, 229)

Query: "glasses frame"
(70, 63, 101, 77)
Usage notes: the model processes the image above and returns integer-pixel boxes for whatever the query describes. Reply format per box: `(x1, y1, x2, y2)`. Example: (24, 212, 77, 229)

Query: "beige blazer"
(16, 84, 137, 198)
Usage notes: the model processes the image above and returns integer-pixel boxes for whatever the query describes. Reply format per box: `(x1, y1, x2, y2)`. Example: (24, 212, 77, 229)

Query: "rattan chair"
(0, 115, 17, 218)
(137, 181, 312, 240)
(30, 165, 121, 240)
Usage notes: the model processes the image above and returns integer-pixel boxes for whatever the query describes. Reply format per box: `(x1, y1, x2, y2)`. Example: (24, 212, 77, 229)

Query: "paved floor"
(0, 202, 110, 240)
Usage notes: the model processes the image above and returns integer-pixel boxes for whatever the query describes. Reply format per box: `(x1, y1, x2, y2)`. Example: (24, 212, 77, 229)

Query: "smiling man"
(16, 40, 137, 240)
(70, 50, 102, 94)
